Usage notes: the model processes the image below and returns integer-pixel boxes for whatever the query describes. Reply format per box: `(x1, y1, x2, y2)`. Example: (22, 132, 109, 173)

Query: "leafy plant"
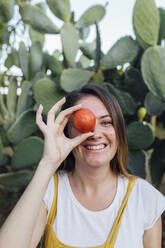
(0, 0, 165, 231)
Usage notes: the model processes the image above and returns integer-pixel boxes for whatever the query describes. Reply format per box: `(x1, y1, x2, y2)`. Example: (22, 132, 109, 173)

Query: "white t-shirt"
(43, 171, 165, 248)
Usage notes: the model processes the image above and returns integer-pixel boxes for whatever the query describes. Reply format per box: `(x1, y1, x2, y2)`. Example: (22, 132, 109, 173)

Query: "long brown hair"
(57, 84, 129, 177)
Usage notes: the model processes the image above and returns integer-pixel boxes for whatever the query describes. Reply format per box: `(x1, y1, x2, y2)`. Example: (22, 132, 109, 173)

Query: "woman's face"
(69, 95, 118, 170)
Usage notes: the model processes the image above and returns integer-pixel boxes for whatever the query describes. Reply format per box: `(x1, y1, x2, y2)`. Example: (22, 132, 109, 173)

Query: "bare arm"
(143, 216, 162, 248)
(0, 98, 93, 248)
(0, 160, 53, 248)
(29, 201, 48, 248)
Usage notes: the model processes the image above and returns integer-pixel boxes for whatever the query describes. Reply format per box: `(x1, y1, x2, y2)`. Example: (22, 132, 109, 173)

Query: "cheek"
(106, 128, 118, 144)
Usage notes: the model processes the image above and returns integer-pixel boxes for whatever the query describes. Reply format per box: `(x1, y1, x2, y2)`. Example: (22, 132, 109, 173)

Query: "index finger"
(47, 97, 66, 125)
(55, 104, 82, 125)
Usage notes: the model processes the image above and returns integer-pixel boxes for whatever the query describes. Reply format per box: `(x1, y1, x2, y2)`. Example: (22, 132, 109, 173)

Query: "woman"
(0, 84, 164, 248)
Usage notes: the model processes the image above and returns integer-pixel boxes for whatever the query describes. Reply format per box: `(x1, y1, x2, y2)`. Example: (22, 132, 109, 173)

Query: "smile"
(84, 144, 107, 151)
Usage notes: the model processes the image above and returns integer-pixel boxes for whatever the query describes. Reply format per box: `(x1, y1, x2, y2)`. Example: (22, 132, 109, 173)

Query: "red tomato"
(73, 108, 96, 133)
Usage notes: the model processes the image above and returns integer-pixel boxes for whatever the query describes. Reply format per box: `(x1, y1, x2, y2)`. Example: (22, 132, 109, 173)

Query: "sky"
(44, 0, 165, 54)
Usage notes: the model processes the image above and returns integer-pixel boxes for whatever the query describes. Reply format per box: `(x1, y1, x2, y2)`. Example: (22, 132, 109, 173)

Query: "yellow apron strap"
(106, 176, 137, 248)
(47, 173, 58, 225)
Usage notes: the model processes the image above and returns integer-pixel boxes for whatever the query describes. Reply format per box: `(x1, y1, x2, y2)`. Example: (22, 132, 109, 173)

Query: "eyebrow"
(100, 115, 112, 119)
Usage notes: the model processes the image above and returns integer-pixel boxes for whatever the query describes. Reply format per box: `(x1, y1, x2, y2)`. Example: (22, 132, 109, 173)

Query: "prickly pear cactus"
(0, 0, 165, 240)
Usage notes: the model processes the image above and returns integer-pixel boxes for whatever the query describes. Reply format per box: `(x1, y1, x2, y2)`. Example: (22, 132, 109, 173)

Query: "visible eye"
(101, 120, 113, 126)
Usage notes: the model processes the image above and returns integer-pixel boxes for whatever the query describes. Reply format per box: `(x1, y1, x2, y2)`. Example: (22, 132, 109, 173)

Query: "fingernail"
(39, 104, 43, 109)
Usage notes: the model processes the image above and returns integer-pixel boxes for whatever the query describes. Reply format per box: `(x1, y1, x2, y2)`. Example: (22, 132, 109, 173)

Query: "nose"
(87, 121, 102, 140)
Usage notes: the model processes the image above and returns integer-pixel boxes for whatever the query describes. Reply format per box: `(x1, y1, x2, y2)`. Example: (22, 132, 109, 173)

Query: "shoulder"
(132, 176, 165, 230)
(134, 176, 164, 197)
(130, 176, 165, 204)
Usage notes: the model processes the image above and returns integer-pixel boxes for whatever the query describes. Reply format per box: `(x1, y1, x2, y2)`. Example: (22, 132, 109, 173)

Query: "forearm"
(0, 159, 55, 248)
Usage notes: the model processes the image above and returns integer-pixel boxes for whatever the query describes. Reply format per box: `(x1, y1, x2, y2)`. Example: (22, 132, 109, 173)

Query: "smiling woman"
(59, 84, 128, 177)
(0, 84, 165, 248)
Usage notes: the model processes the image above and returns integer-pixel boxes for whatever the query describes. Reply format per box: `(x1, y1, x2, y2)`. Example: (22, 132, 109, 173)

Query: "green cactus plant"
(61, 23, 79, 65)
(19, 3, 60, 34)
(126, 121, 154, 150)
(128, 150, 146, 178)
(18, 41, 29, 80)
(0, 0, 15, 22)
(133, 0, 160, 49)
(60, 68, 93, 92)
(12, 137, 44, 170)
(46, 0, 71, 22)
(102, 36, 139, 69)
(141, 46, 165, 100)
(1, 0, 165, 242)
(76, 5, 105, 28)
(7, 110, 38, 145)
(29, 26, 45, 48)
(34, 78, 65, 114)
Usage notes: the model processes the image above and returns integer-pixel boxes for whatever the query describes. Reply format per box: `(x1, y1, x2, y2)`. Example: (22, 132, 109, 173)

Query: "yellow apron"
(44, 173, 137, 248)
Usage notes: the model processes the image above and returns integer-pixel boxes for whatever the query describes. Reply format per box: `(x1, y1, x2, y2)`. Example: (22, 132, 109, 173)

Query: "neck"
(69, 163, 117, 195)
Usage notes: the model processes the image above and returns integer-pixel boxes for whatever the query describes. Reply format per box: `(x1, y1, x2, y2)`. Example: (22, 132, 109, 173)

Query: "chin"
(84, 159, 110, 169)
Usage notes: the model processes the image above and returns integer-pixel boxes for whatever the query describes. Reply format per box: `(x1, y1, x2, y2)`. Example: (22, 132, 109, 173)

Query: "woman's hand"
(36, 97, 93, 172)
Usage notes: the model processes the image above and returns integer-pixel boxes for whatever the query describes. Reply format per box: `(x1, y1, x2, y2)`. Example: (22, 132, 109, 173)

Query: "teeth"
(86, 144, 105, 150)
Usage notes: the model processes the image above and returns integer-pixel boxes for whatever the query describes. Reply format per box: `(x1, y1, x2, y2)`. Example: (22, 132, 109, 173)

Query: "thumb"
(71, 132, 94, 149)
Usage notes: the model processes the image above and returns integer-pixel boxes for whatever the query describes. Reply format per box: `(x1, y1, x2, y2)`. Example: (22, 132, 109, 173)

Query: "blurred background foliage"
(0, 0, 165, 245)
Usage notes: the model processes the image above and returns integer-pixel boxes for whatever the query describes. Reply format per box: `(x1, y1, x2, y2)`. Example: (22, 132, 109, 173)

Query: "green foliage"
(5, 48, 20, 69)
(16, 81, 33, 118)
(141, 46, 165, 100)
(77, 5, 105, 28)
(1, 0, 165, 196)
(29, 27, 45, 48)
(106, 84, 137, 115)
(80, 40, 96, 59)
(44, 53, 63, 76)
(61, 23, 79, 65)
(126, 121, 154, 150)
(158, 8, 165, 44)
(144, 92, 165, 116)
(89, 71, 104, 85)
(7, 77, 17, 119)
(95, 22, 102, 72)
(46, 0, 71, 22)
(60, 68, 93, 92)
(7, 110, 38, 145)
(12, 137, 44, 170)
(79, 27, 90, 40)
(18, 42, 29, 80)
(29, 41, 43, 77)
(78, 54, 91, 68)
(19, 3, 60, 34)
(102, 36, 139, 69)
(128, 150, 146, 178)
(34, 78, 64, 114)
(0, 137, 3, 165)
(133, 0, 160, 49)
(149, 139, 165, 186)
(0, 0, 14, 22)
(0, 94, 7, 120)
(0, 170, 34, 187)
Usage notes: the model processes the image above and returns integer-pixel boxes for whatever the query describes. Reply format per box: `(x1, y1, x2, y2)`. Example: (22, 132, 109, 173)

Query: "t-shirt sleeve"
(43, 176, 55, 221)
(139, 178, 165, 230)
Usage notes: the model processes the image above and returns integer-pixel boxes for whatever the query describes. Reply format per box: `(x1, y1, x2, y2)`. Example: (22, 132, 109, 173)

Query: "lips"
(83, 143, 108, 151)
